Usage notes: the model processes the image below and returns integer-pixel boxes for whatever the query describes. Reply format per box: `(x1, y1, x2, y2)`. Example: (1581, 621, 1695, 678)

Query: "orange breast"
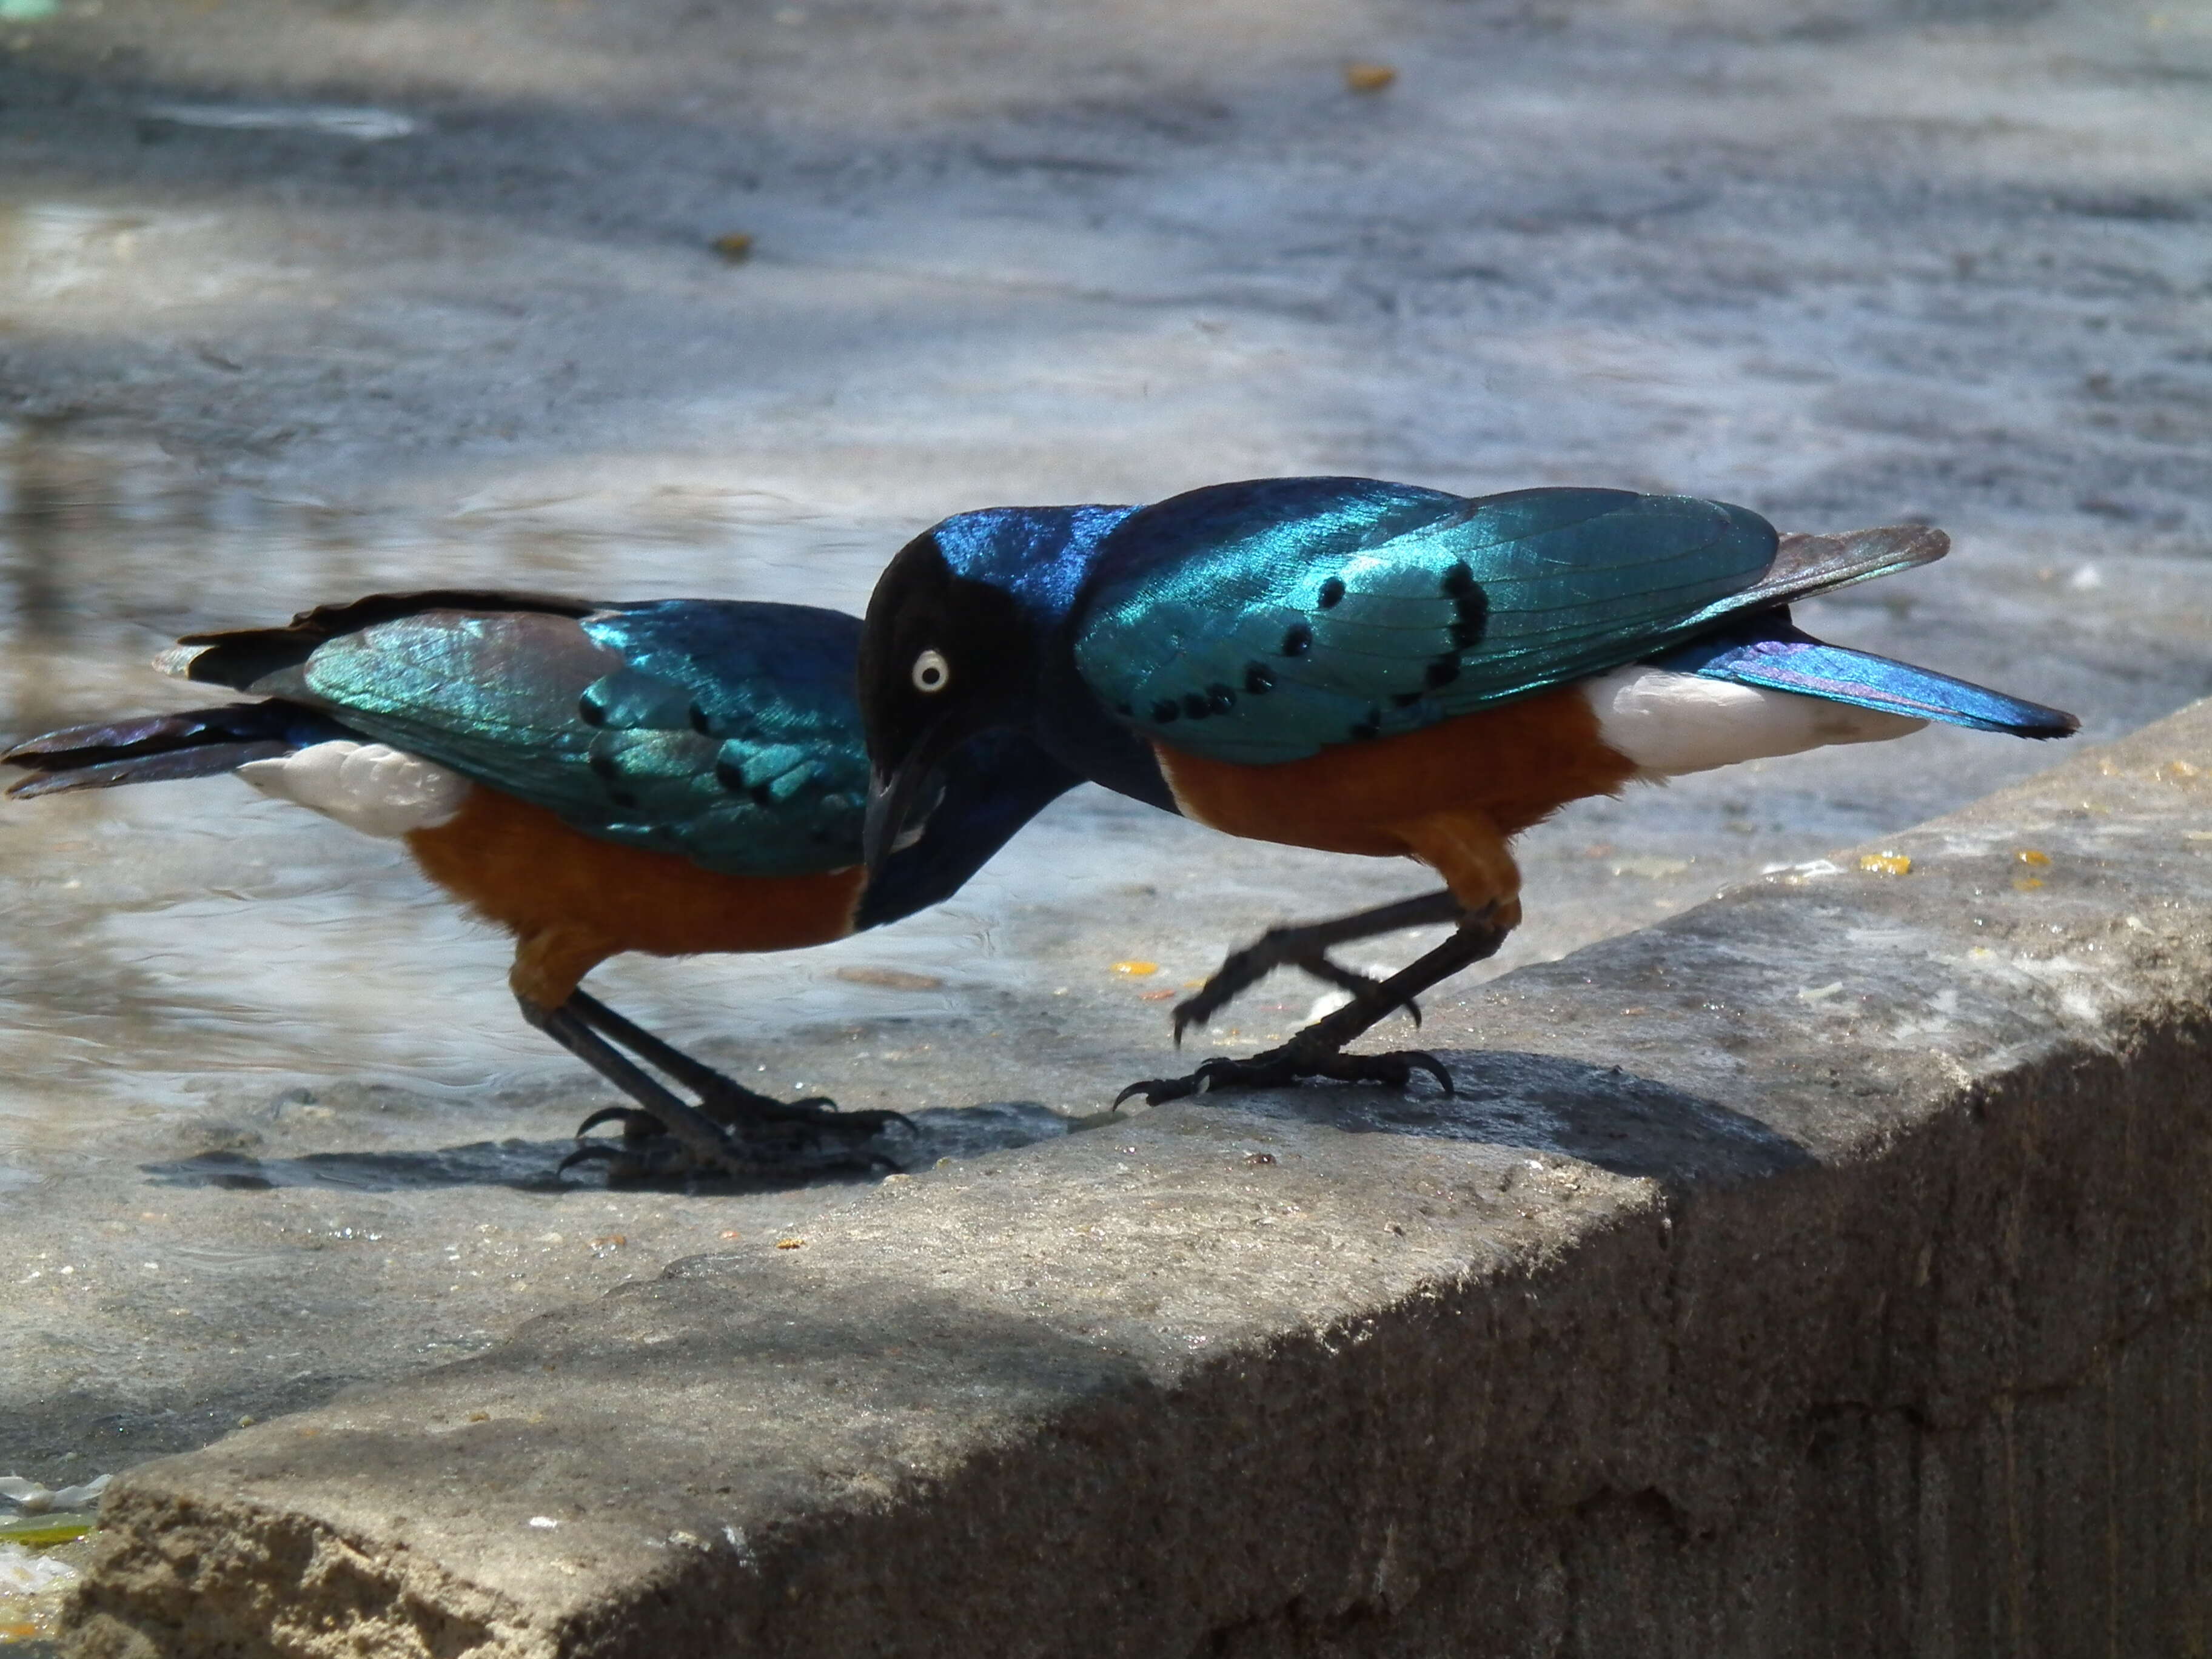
(404, 787, 866, 1007)
(1151, 686, 1637, 913)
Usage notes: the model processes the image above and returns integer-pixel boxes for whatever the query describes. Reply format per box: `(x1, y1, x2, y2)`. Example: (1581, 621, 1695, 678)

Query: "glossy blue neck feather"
(927, 503, 1181, 813)
(927, 504, 1132, 621)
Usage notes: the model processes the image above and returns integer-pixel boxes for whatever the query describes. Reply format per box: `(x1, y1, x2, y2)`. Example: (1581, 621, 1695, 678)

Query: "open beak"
(862, 712, 964, 877)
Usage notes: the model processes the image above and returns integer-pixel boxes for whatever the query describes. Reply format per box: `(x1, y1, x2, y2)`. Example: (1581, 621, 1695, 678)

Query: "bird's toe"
(563, 1082, 911, 1185)
(1116, 1043, 1450, 1109)
(1309, 1047, 1454, 1096)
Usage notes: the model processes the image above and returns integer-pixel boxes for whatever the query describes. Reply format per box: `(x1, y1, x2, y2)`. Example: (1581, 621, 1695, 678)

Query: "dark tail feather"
(7, 741, 293, 797)
(3, 702, 351, 799)
(1673, 527, 1950, 634)
(173, 588, 602, 689)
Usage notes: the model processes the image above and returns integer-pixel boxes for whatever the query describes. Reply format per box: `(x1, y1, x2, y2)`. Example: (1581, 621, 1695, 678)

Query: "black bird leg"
(521, 996, 739, 1181)
(566, 990, 832, 1120)
(1118, 902, 1515, 1108)
(1171, 888, 1466, 1044)
(519, 992, 909, 1181)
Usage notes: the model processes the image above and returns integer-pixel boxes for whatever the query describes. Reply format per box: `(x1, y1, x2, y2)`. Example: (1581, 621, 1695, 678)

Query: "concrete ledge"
(61, 703, 2212, 1658)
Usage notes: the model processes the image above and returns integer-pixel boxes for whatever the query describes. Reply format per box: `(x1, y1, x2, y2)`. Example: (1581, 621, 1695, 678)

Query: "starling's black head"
(859, 528, 1038, 873)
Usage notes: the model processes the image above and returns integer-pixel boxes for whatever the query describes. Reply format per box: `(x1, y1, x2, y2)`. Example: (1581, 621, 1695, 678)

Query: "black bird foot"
(697, 1082, 836, 1124)
(524, 988, 913, 1184)
(557, 1126, 688, 1183)
(1114, 1044, 1453, 1109)
(689, 1079, 914, 1162)
(563, 1095, 912, 1183)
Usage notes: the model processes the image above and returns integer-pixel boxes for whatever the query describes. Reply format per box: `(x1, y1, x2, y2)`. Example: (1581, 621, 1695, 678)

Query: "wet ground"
(0, 0, 2209, 1527)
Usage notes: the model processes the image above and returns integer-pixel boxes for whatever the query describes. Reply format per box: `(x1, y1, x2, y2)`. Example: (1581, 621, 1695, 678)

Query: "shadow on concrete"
(6, 1362, 477, 1475)
(143, 1139, 580, 1194)
(139, 1101, 1075, 1194)
(1229, 1049, 1812, 1187)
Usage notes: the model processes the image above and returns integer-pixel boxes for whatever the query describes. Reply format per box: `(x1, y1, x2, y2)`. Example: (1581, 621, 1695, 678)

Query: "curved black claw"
(1115, 1044, 1454, 1109)
(558, 1139, 651, 1182)
(574, 1105, 665, 1140)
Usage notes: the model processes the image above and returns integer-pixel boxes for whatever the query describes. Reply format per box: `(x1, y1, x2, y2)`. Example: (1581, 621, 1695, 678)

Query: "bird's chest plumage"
(405, 786, 867, 1004)
(1150, 685, 1638, 857)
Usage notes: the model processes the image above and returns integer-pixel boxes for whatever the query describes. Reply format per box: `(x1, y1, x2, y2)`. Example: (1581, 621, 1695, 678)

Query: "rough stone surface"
(53, 702, 2212, 1657)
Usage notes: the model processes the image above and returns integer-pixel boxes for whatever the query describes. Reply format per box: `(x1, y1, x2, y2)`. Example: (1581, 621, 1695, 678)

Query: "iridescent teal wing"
(1069, 478, 1779, 765)
(257, 600, 871, 877)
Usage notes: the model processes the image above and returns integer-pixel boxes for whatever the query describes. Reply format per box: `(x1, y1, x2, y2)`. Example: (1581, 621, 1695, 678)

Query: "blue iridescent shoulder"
(1080, 477, 1467, 597)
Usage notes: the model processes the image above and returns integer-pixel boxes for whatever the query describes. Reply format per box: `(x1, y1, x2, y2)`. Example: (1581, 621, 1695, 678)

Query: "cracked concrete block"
(52, 706, 2212, 1656)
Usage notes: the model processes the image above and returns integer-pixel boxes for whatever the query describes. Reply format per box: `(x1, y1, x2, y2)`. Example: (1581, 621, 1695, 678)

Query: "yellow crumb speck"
(2013, 876, 2045, 891)
(711, 232, 754, 262)
(1858, 851, 1911, 876)
(2015, 848, 2052, 866)
(834, 966, 943, 991)
(1344, 61, 1397, 92)
(776, 1237, 805, 1250)
(1111, 960, 1159, 976)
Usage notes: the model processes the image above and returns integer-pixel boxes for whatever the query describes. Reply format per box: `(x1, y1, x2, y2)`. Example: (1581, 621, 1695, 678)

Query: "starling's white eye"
(911, 649, 951, 694)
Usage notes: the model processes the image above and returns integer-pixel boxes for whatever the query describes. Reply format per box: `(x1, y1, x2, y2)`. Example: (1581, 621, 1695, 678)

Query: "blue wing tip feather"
(1661, 625, 2080, 740)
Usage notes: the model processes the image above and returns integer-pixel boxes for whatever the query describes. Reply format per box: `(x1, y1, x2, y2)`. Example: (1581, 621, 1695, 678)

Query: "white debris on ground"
(0, 1475, 109, 1515)
(0, 1540, 77, 1598)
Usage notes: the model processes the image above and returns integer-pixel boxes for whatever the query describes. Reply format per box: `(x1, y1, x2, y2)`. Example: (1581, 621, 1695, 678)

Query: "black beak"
(862, 711, 964, 877)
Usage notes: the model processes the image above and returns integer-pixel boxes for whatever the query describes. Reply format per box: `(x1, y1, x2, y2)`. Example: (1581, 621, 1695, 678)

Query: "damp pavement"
(0, 0, 2208, 1547)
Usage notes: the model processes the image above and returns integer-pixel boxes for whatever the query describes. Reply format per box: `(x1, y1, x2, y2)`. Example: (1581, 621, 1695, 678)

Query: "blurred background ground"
(0, 0, 2208, 1517)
